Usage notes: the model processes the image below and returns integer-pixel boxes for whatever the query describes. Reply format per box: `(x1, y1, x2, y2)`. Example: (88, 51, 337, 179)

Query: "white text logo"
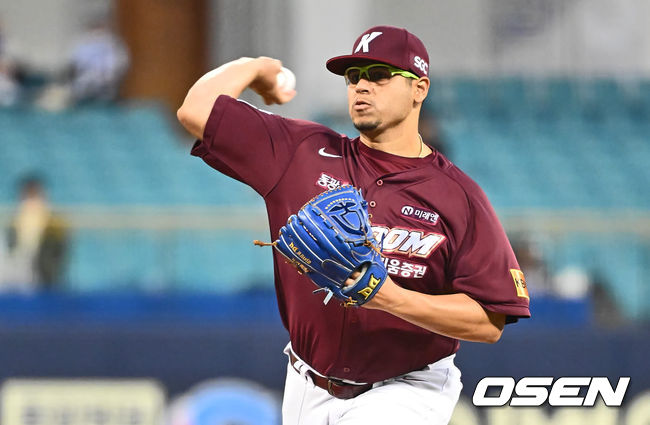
(414, 56, 428, 74)
(316, 173, 348, 191)
(400, 205, 439, 225)
(318, 147, 342, 158)
(372, 225, 445, 258)
(354, 32, 383, 53)
(473, 377, 630, 407)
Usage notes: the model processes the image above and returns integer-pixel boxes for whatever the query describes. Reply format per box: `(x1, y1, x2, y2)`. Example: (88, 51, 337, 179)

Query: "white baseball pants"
(281, 344, 462, 425)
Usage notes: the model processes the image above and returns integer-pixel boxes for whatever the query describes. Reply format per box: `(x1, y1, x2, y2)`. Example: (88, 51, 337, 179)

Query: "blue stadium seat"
(1, 81, 648, 317)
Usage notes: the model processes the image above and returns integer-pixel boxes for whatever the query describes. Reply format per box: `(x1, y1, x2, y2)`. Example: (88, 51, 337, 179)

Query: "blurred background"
(0, 0, 649, 424)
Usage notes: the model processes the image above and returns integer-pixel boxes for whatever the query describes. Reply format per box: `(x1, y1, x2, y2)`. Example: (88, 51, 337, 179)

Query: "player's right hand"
(249, 56, 297, 105)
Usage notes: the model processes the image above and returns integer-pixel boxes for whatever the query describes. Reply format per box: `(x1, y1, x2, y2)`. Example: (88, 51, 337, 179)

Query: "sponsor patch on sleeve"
(510, 269, 529, 299)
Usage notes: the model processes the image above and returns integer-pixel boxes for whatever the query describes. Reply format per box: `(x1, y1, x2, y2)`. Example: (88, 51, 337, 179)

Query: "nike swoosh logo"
(318, 148, 342, 158)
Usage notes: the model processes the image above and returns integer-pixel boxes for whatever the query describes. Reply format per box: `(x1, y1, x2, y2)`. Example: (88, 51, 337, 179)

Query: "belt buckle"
(326, 378, 346, 396)
(326, 377, 349, 397)
(326, 377, 368, 400)
(327, 379, 335, 396)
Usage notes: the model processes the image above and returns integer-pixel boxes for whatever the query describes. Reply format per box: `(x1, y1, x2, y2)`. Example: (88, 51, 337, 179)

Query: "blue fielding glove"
(265, 185, 387, 307)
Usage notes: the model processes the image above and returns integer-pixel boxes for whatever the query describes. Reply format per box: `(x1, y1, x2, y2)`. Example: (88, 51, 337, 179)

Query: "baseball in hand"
(276, 67, 296, 91)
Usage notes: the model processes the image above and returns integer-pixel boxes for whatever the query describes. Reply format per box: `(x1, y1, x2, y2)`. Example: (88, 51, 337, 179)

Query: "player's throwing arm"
(177, 57, 296, 140)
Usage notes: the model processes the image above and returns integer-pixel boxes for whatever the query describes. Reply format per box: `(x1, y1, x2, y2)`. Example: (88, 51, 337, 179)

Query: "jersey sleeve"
(190, 95, 325, 196)
(449, 188, 531, 322)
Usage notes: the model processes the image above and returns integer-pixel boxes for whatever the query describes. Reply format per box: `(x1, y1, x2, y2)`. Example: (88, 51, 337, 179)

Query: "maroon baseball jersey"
(191, 95, 530, 383)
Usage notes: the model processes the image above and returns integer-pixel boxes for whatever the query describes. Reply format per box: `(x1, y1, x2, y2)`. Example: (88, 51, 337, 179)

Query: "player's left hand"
(257, 185, 387, 306)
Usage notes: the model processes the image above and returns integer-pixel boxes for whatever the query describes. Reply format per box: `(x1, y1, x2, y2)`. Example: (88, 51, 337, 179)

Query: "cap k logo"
(354, 31, 383, 53)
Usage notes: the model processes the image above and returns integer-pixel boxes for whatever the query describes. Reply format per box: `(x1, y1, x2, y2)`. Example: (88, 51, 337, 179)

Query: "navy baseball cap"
(326, 25, 430, 78)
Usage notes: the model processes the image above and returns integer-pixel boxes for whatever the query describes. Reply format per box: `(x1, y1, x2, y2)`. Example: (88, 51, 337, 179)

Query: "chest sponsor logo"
(316, 173, 349, 191)
(400, 205, 439, 225)
(372, 225, 446, 258)
(382, 257, 428, 279)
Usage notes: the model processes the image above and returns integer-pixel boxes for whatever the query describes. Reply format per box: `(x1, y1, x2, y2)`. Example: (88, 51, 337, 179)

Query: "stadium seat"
(0, 80, 648, 319)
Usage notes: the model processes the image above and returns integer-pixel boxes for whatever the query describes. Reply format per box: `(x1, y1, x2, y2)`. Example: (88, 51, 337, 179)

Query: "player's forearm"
(176, 57, 263, 139)
(367, 278, 505, 343)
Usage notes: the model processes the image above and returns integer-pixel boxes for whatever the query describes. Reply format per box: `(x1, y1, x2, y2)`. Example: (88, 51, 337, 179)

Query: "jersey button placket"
(370, 180, 382, 209)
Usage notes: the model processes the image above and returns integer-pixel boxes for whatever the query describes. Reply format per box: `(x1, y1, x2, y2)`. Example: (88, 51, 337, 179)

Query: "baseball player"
(177, 25, 530, 425)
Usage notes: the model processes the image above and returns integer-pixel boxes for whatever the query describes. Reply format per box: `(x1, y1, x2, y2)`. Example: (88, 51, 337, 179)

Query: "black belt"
(289, 351, 373, 400)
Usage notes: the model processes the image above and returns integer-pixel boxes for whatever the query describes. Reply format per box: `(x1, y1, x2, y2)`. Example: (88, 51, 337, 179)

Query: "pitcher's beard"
(353, 119, 381, 132)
